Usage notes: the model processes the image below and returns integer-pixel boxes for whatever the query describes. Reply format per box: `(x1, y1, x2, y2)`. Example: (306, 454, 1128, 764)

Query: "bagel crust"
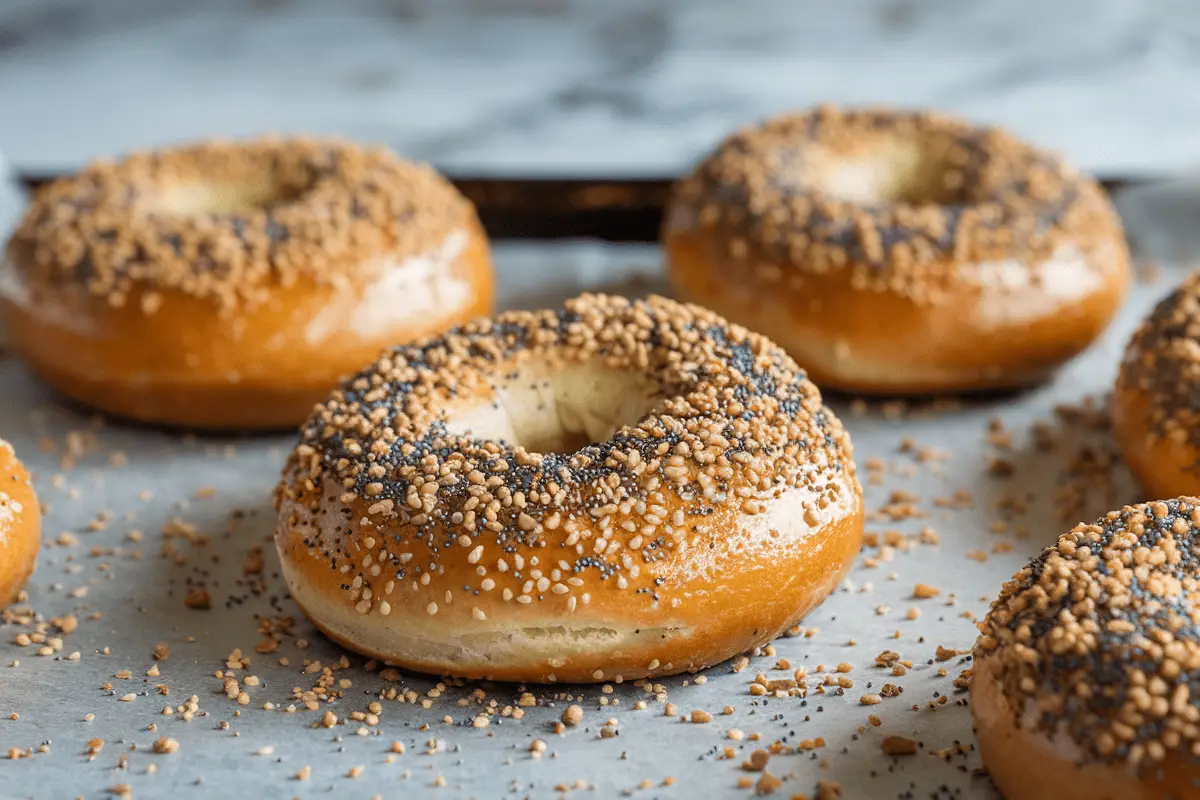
(1, 137, 494, 429)
(663, 105, 1130, 394)
(1114, 275, 1200, 500)
(275, 293, 863, 682)
(0, 440, 41, 606)
(972, 499, 1200, 799)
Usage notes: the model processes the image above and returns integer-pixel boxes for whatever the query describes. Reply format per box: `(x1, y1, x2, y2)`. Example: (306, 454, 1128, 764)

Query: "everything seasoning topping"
(276, 294, 857, 614)
(976, 498, 1200, 767)
(1119, 273, 1200, 449)
(6, 137, 471, 310)
(668, 105, 1123, 303)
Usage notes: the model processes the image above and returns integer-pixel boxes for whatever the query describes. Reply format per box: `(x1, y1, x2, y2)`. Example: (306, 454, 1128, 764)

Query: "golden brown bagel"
(1, 137, 494, 430)
(663, 105, 1130, 395)
(972, 499, 1200, 800)
(0, 440, 40, 606)
(1113, 274, 1200, 499)
(275, 294, 863, 683)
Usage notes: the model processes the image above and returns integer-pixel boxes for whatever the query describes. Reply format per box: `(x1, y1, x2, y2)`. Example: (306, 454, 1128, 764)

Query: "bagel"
(1, 137, 494, 429)
(663, 105, 1130, 394)
(0, 440, 40, 606)
(274, 293, 863, 682)
(973, 498, 1200, 799)
(1114, 274, 1200, 499)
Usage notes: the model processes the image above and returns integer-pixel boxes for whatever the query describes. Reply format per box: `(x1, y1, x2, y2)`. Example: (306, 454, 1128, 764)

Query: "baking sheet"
(0, 184, 1194, 800)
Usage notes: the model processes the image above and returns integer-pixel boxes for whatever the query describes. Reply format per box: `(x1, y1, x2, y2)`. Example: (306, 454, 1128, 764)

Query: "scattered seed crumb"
(152, 737, 179, 754)
(184, 588, 211, 610)
(755, 772, 783, 795)
(561, 705, 583, 727)
(881, 736, 918, 756)
(743, 749, 770, 771)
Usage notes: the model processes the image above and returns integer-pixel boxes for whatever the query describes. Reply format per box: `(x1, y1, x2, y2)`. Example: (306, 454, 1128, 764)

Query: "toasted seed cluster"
(976, 498, 1200, 768)
(669, 105, 1123, 303)
(277, 294, 857, 616)
(5, 137, 472, 310)
(1118, 273, 1200, 450)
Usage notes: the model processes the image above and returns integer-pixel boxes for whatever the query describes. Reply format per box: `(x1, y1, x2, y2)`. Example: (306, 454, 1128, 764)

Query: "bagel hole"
(443, 364, 657, 455)
(808, 137, 960, 206)
(148, 179, 307, 216)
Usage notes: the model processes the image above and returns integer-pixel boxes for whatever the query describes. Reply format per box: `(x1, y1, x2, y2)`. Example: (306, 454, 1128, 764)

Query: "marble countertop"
(1, 0, 1199, 177)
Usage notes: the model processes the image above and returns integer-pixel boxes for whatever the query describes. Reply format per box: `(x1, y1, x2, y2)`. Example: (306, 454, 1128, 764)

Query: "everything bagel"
(664, 106, 1129, 394)
(275, 293, 863, 682)
(1, 137, 494, 429)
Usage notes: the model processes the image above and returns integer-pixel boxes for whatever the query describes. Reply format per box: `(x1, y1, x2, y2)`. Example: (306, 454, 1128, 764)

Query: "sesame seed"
(561, 705, 583, 726)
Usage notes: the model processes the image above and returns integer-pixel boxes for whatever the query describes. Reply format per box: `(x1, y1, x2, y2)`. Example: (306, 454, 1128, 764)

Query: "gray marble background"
(1, 0, 1199, 176)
